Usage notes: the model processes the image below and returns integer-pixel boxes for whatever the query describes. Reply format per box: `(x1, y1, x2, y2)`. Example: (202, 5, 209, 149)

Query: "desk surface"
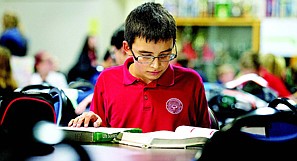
(27, 143, 200, 161)
(84, 143, 199, 161)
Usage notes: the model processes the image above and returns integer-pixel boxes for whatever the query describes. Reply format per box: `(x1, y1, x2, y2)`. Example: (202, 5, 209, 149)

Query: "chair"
(196, 106, 297, 161)
(208, 107, 220, 130)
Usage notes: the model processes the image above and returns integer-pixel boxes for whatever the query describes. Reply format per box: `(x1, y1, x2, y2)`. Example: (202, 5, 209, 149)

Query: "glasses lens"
(138, 56, 152, 64)
(159, 55, 171, 62)
(169, 54, 177, 60)
(137, 54, 176, 64)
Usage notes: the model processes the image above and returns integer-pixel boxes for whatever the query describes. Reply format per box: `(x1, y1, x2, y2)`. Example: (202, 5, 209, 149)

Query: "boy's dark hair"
(124, 2, 176, 48)
(111, 24, 125, 50)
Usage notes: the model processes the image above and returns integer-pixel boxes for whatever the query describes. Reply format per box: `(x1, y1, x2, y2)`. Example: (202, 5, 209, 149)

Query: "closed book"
(117, 126, 218, 149)
(59, 127, 142, 143)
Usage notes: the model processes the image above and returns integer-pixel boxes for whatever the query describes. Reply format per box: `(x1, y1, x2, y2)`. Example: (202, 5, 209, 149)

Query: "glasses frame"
(130, 43, 177, 64)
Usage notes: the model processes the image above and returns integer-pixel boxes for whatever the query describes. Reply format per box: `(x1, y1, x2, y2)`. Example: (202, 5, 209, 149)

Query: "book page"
(120, 131, 180, 141)
(145, 130, 186, 139)
(174, 126, 218, 138)
(119, 129, 211, 149)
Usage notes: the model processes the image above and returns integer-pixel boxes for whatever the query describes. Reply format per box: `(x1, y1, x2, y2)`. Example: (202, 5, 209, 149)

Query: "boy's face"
(124, 37, 175, 84)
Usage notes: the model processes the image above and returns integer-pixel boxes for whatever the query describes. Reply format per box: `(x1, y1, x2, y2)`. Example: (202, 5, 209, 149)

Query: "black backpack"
(17, 84, 78, 126)
(0, 84, 79, 145)
(0, 87, 58, 159)
(0, 84, 82, 160)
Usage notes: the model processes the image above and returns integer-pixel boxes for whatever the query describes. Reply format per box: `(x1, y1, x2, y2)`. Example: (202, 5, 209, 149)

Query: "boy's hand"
(68, 111, 102, 127)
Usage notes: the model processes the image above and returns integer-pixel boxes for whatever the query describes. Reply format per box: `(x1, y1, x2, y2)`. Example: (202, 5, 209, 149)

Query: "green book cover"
(59, 127, 142, 143)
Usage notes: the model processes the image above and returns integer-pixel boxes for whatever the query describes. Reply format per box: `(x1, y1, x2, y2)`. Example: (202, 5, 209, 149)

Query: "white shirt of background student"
(30, 51, 68, 89)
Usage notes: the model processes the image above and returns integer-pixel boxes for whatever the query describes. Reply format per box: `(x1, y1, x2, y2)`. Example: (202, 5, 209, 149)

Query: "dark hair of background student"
(67, 35, 99, 84)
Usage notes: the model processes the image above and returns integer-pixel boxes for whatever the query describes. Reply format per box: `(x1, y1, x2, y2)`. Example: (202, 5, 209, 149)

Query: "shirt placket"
(143, 88, 152, 111)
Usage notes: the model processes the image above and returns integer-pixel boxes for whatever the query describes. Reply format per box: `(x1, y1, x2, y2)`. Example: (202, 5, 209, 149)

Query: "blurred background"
(0, 0, 146, 73)
(1, 0, 296, 83)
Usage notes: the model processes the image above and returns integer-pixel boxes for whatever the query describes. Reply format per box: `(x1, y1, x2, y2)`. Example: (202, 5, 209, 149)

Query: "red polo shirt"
(90, 57, 210, 132)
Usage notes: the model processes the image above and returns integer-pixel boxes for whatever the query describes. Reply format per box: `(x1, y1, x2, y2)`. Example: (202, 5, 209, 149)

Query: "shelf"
(175, 17, 260, 27)
(175, 17, 260, 53)
(175, 17, 262, 82)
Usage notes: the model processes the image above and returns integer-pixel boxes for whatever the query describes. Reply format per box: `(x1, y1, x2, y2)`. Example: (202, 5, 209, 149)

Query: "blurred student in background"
(260, 53, 297, 95)
(89, 49, 114, 85)
(101, 50, 115, 68)
(285, 57, 297, 94)
(30, 50, 68, 88)
(110, 24, 130, 66)
(260, 53, 286, 81)
(74, 24, 128, 115)
(0, 11, 33, 88)
(0, 11, 27, 57)
(238, 51, 297, 102)
(216, 63, 236, 84)
(67, 35, 99, 84)
(0, 46, 18, 95)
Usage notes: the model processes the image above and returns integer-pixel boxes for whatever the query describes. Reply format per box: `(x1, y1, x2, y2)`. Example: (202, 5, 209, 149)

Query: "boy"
(68, 2, 210, 132)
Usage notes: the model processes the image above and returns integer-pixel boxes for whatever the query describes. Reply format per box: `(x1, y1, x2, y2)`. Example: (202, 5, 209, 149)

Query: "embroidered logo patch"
(166, 98, 183, 114)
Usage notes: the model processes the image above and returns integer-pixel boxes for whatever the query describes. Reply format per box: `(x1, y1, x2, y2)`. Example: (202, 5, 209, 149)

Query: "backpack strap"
(268, 98, 297, 114)
(49, 88, 68, 126)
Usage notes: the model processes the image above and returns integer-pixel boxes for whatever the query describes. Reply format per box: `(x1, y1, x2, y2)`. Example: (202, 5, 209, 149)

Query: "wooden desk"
(27, 143, 200, 161)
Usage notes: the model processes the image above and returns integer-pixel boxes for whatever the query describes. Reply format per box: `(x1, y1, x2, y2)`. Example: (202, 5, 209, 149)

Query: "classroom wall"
(0, 0, 147, 73)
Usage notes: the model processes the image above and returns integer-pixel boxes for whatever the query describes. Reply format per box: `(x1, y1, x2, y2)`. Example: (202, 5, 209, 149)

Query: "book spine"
(64, 131, 93, 142)
(64, 131, 119, 142)
(93, 132, 119, 142)
(62, 128, 142, 143)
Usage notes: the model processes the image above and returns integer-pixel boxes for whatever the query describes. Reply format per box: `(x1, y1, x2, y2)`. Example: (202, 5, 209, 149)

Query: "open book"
(116, 126, 218, 149)
(59, 127, 142, 143)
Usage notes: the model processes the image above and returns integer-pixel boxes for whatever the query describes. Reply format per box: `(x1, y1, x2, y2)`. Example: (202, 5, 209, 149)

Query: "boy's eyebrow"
(137, 47, 173, 54)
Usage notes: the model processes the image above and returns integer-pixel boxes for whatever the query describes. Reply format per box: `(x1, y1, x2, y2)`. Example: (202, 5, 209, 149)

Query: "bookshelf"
(175, 17, 260, 52)
(175, 17, 260, 82)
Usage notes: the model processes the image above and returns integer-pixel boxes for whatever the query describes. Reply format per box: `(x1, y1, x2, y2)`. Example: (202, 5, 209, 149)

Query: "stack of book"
(59, 125, 218, 149)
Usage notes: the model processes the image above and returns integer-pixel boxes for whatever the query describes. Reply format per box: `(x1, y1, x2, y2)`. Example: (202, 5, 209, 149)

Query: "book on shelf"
(58, 126, 142, 143)
(116, 125, 218, 149)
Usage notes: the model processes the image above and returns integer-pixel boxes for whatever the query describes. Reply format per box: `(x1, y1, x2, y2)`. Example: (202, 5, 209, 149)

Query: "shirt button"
(144, 95, 148, 100)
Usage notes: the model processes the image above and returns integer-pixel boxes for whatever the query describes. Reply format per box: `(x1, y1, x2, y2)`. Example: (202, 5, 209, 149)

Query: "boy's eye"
(159, 54, 168, 57)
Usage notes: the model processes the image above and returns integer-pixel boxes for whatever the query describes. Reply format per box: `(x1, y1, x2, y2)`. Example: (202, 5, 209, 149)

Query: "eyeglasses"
(130, 43, 177, 64)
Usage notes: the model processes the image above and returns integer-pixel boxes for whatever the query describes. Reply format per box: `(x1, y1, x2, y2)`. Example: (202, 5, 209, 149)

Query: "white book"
(117, 126, 218, 149)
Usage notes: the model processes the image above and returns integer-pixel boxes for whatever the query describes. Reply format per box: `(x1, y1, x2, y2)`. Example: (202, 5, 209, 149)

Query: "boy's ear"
(123, 41, 130, 53)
